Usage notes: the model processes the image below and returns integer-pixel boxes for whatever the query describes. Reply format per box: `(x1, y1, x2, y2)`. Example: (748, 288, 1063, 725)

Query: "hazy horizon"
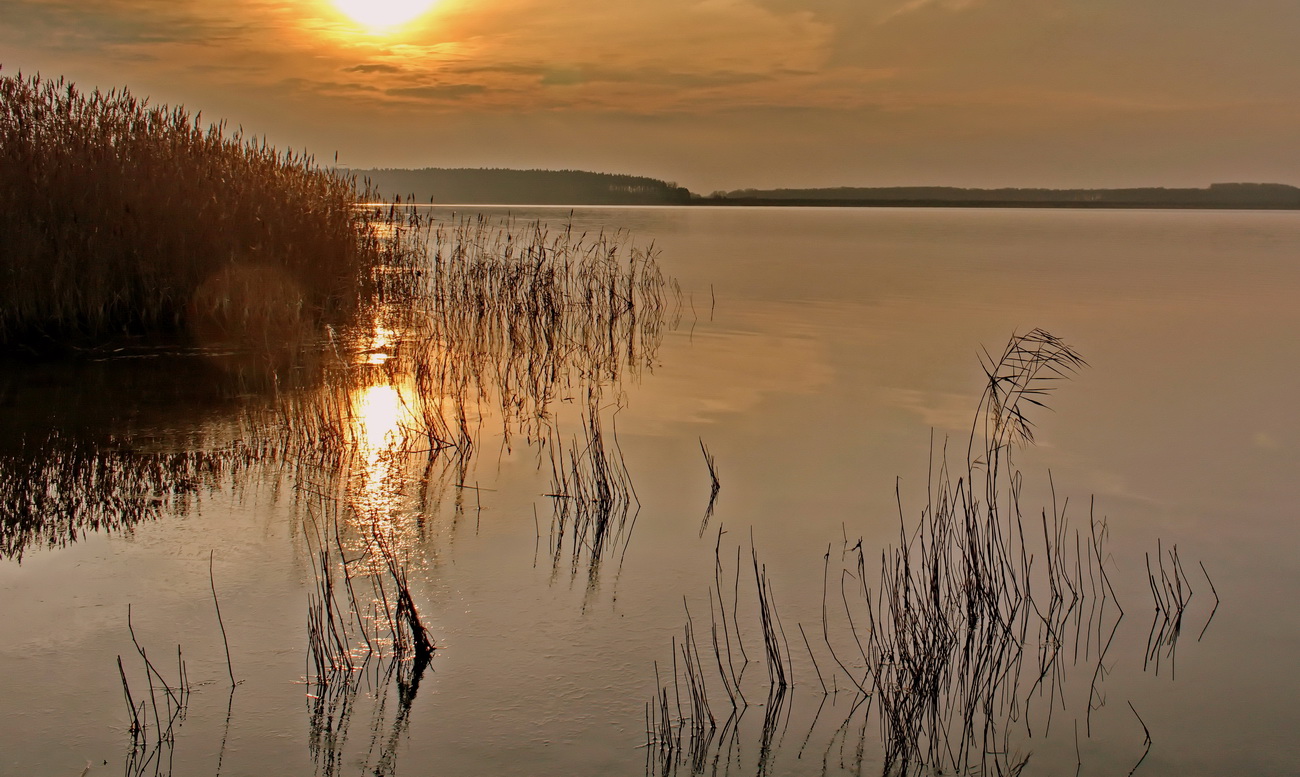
(3, 0, 1299, 193)
(343, 165, 1300, 194)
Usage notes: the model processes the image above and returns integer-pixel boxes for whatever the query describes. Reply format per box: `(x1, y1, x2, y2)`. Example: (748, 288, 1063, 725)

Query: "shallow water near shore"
(2, 206, 1299, 776)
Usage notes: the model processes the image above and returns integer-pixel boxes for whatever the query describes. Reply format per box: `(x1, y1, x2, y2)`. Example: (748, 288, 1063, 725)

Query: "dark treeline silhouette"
(351, 167, 693, 205)
(711, 182, 1300, 209)
(351, 167, 1300, 209)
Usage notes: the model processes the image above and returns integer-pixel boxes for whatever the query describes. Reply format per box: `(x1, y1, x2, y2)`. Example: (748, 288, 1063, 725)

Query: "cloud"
(0, 0, 890, 114)
(275, 76, 383, 97)
(384, 84, 488, 100)
(6, 0, 1300, 191)
(279, 0, 903, 114)
(1253, 431, 1282, 451)
(883, 0, 982, 21)
(538, 67, 772, 90)
(345, 63, 403, 74)
(0, 0, 258, 51)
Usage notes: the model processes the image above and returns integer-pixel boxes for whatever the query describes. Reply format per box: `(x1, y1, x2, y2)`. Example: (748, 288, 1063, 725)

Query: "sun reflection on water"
(362, 326, 396, 366)
(356, 383, 404, 452)
(350, 382, 413, 523)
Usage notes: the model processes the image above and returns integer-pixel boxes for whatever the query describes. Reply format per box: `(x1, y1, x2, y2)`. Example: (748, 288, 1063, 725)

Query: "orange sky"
(3, 0, 1299, 191)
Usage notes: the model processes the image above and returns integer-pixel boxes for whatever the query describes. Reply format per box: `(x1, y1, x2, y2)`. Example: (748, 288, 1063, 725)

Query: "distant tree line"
(344, 167, 1300, 210)
(349, 167, 693, 205)
(710, 182, 1300, 209)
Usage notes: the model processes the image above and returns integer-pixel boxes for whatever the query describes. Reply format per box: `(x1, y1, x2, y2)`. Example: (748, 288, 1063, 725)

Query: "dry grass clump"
(0, 70, 398, 349)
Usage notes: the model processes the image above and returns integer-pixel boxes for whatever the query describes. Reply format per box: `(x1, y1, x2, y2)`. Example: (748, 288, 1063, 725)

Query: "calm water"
(2, 206, 1299, 776)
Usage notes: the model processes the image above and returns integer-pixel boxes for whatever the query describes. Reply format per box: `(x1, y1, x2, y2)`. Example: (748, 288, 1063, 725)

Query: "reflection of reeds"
(648, 330, 1207, 777)
(307, 646, 427, 777)
(118, 605, 192, 777)
(648, 529, 794, 768)
(699, 439, 721, 534)
(1197, 561, 1220, 641)
(301, 493, 433, 777)
(0, 432, 267, 561)
(546, 395, 640, 580)
(303, 497, 435, 682)
(1127, 701, 1152, 776)
(1143, 540, 1215, 676)
(306, 634, 428, 777)
(1, 199, 677, 564)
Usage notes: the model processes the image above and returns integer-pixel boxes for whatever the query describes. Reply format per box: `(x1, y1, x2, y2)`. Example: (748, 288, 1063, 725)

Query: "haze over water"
(2, 206, 1298, 776)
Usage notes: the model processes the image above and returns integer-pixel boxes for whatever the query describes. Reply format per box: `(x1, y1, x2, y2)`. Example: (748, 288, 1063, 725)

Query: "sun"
(333, 0, 438, 29)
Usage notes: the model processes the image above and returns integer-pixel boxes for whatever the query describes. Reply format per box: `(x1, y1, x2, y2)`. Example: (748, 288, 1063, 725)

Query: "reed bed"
(0, 148, 677, 553)
(2, 199, 675, 768)
(647, 330, 1219, 777)
(402, 217, 670, 448)
(818, 331, 1133, 775)
(0, 70, 407, 348)
(2, 70, 693, 775)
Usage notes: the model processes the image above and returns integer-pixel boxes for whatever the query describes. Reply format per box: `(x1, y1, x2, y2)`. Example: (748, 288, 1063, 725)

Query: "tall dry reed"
(0, 69, 402, 348)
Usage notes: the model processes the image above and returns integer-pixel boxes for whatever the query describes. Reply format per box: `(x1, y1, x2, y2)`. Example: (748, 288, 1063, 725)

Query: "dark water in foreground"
(2, 207, 1298, 776)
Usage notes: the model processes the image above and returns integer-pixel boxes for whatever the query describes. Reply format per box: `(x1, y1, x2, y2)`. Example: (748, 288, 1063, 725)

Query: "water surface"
(2, 206, 1297, 776)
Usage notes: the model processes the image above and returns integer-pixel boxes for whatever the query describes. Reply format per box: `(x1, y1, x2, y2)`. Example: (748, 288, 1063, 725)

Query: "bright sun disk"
(333, 0, 437, 29)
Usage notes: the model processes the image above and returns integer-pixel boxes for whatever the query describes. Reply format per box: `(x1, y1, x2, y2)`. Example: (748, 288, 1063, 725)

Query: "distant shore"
(352, 169, 1300, 210)
(694, 197, 1300, 210)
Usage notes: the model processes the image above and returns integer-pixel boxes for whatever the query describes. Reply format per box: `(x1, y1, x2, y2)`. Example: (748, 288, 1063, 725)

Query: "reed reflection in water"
(7, 211, 679, 776)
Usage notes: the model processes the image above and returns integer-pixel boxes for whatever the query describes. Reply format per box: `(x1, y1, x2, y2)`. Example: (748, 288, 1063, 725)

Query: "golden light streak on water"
(349, 382, 412, 528)
(362, 326, 396, 365)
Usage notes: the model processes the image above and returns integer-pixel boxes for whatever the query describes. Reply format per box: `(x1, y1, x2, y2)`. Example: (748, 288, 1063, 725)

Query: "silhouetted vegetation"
(0, 70, 408, 350)
(353, 168, 1300, 209)
(353, 167, 693, 205)
(711, 182, 1300, 209)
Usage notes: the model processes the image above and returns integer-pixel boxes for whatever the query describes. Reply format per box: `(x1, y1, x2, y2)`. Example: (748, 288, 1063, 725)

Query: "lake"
(2, 206, 1298, 776)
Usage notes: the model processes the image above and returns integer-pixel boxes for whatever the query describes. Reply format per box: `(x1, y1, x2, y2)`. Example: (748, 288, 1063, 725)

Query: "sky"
(2, 0, 1299, 192)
